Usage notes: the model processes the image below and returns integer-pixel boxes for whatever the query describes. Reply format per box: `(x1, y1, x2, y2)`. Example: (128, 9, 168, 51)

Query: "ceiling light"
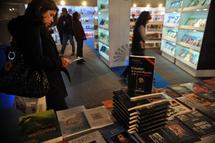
(133, 3, 137, 7)
(158, 3, 163, 7)
(60, 0, 65, 6)
(146, 4, 151, 8)
(82, 1, 87, 6)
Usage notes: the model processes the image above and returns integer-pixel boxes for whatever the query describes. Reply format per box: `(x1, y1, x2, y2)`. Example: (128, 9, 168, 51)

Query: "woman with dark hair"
(131, 11, 151, 55)
(8, 0, 71, 111)
(72, 11, 86, 64)
(121, 11, 151, 79)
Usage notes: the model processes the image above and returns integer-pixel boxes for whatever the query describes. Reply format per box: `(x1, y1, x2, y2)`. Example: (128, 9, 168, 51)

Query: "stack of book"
(112, 89, 172, 134)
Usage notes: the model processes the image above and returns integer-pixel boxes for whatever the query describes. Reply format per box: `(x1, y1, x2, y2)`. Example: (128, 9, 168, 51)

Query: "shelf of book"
(97, 0, 130, 67)
(161, 0, 215, 77)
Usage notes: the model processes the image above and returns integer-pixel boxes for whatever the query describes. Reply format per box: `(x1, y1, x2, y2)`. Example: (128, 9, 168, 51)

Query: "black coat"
(8, 15, 68, 100)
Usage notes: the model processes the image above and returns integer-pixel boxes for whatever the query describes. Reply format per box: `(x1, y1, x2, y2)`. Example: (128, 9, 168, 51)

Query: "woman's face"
(42, 10, 56, 28)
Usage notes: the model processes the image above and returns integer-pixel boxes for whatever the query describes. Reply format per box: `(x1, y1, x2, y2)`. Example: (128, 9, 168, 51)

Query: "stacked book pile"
(112, 89, 172, 134)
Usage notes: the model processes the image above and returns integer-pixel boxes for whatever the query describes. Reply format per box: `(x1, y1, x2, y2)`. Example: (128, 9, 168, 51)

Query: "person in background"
(8, 0, 72, 111)
(121, 11, 151, 78)
(131, 11, 151, 55)
(72, 11, 87, 64)
(57, 8, 75, 56)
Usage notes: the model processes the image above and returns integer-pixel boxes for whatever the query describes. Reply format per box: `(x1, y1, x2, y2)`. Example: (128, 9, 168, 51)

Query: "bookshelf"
(97, 0, 131, 67)
(130, 7, 165, 49)
(161, 0, 215, 77)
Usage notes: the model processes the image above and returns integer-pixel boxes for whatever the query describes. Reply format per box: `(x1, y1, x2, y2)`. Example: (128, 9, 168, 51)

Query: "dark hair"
(135, 11, 151, 28)
(25, 0, 58, 23)
(72, 11, 80, 20)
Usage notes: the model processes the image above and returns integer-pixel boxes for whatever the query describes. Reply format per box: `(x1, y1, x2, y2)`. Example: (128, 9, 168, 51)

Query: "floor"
(60, 39, 198, 109)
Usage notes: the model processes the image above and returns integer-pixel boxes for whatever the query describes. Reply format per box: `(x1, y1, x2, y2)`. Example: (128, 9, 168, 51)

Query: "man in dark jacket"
(57, 8, 75, 56)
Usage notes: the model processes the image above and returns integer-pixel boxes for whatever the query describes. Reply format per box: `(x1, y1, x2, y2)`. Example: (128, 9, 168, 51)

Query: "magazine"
(56, 105, 113, 139)
(169, 85, 193, 96)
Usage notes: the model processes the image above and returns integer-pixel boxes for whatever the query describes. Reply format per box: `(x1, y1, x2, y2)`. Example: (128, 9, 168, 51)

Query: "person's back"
(59, 8, 75, 56)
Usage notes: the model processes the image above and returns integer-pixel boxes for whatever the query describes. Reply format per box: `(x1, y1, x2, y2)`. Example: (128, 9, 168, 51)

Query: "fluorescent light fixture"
(60, 0, 65, 6)
(82, 1, 87, 6)
(133, 3, 137, 7)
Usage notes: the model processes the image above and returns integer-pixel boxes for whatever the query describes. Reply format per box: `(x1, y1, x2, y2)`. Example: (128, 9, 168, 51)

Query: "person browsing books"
(8, 0, 72, 111)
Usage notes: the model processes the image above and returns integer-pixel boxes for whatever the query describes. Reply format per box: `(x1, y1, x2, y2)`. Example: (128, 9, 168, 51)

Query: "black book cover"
(139, 128, 172, 143)
(162, 119, 200, 143)
(127, 55, 155, 96)
(176, 110, 215, 137)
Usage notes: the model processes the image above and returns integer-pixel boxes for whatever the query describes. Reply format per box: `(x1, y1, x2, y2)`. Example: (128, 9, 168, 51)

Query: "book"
(101, 125, 139, 143)
(168, 99, 192, 119)
(169, 85, 193, 96)
(180, 82, 209, 93)
(56, 105, 90, 139)
(18, 109, 62, 143)
(176, 110, 215, 137)
(127, 55, 155, 96)
(67, 131, 106, 143)
(137, 128, 172, 143)
(154, 87, 182, 99)
(203, 78, 215, 90)
(56, 105, 114, 139)
(177, 93, 213, 109)
(162, 119, 200, 143)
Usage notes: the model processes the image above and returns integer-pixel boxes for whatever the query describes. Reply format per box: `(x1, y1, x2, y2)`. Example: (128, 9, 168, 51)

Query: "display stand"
(97, 0, 131, 67)
(161, 0, 215, 77)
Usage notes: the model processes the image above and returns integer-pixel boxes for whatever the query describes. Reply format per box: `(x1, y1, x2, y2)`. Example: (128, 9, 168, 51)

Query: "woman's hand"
(61, 57, 72, 67)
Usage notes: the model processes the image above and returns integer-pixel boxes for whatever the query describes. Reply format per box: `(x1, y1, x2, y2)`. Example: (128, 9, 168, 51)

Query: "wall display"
(97, 0, 131, 67)
(130, 7, 165, 49)
(161, 0, 215, 77)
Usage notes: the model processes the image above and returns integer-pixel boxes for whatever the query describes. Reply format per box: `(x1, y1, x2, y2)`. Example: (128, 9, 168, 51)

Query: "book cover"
(176, 110, 215, 137)
(169, 85, 193, 96)
(203, 78, 215, 90)
(101, 125, 138, 143)
(56, 105, 91, 139)
(168, 99, 192, 119)
(177, 93, 213, 109)
(138, 128, 172, 143)
(67, 131, 106, 143)
(18, 110, 62, 143)
(127, 55, 155, 96)
(162, 119, 200, 143)
(180, 82, 209, 93)
(84, 106, 114, 129)
(155, 87, 182, 99)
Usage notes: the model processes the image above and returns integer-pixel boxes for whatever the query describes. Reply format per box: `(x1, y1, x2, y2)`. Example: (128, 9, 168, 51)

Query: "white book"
(84, 106, 114, 129)
(56, 105, 114, 139)
(68, 131, 106, 143)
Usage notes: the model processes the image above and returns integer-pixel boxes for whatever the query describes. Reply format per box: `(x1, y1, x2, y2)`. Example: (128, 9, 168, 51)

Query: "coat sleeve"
(21, 25, 61, 70)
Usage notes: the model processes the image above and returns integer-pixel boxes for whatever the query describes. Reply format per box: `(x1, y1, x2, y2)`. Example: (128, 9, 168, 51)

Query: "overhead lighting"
(82, 1, 87, 6)
(146, 4, 151, 8)
(60, 0, 65, 6)
(158, 3, 163, 7)
(133, 3, 137, 7)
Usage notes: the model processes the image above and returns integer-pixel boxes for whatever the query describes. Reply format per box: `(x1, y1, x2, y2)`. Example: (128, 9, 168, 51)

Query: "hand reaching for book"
(61, 57, 72, 67)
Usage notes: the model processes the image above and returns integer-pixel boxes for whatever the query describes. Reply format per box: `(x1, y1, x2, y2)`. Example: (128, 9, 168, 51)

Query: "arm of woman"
(139, 25, 146, 48)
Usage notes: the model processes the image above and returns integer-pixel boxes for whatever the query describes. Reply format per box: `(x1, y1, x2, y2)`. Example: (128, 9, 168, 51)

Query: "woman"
(8, 0, 71, 111)
(72, 12, 86, 64)
(131, 11, 151, 55)
(121, 11, 151, 78)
